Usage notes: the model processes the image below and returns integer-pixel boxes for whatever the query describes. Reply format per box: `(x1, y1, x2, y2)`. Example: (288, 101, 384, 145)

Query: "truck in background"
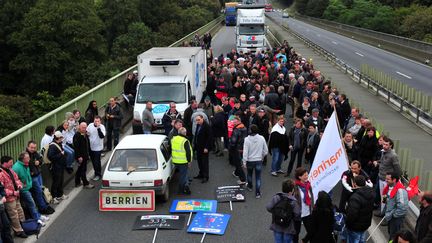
(235, 5, 267, 54)
(264, 4, 272, 12)
(225, 2, 238, 26)
(134, 47, 207, 130)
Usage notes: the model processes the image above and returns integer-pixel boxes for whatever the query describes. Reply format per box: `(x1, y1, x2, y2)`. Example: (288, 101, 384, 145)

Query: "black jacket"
(416, 205, 432, 243)
(305, 116, 324, 132)
(211, 112, 226, 138)
(229, 123, 247, 151)
(47, 142, 66, 171)
(257, 115, 270, 141)
(73, 132, 90, 160)
(310, 208, 335, 243)
(193, 122, 212, 153)
(346, 186, 375, 232)
(105, 104, 123, 129)
(358, 135, 378, 165)
(264, 91, 281, 110)
(27, 149, 43, 177)
(288, 126, 307, 150)
(268, 129, 289, 157)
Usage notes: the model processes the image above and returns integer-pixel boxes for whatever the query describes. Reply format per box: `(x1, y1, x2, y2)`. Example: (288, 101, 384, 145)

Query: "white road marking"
(317, 34, 321, 37)
(332, 41, 338, 45)
(396, 71, 412, 79)
(355, 52, 364, 57)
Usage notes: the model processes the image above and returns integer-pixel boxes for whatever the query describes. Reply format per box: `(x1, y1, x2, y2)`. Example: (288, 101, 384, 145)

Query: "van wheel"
(162, 186, 170, 202)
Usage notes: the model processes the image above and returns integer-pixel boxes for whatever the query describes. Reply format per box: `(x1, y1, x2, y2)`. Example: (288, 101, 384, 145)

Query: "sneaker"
(246, 186, 253, 192)
(45, 206, 55, 214)
(256, 194, 261, 199)
(84, 184, 95, 189)
(276, 170, 285, 174)
(237, 180, 247, 185)
(232, 171, 239, 178)
(92, 176, 101, 181)
(53, 197, 61, 204)
(60, 194, 69, 200)
(271, 172, 278, 177)
(38, 219, 46, 227)
(40, 215, 50, 222)
(15, 231, 28, 238)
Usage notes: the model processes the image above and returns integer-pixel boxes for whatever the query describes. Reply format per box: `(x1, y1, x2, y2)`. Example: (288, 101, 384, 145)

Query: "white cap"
(54, 131, 64, 139)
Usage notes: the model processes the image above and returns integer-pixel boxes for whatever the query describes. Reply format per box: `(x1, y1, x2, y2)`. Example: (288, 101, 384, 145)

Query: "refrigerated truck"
(236, 5, 267, 53)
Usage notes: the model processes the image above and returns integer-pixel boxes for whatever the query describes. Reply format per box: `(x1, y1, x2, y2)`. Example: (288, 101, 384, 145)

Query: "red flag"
(406, 176, 419, 200)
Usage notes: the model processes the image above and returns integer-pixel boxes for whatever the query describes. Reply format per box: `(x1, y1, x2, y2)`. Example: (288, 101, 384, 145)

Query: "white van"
(101, 134, 173, 201)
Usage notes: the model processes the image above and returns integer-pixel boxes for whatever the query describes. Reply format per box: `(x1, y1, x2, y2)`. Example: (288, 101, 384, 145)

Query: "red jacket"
(0, 168, 23, 202)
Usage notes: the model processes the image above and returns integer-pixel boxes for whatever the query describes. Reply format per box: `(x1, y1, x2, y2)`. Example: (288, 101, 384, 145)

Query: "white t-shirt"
(86, 123, 106, 151)
(299, 189, 311, 218)
(40, 134, 53, 149)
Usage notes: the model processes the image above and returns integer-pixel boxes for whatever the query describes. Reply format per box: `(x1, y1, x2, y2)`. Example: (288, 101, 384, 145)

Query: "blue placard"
(187, 212, 230, 235)
(169, 199, 217, 213)
(152, 104, 169, 114)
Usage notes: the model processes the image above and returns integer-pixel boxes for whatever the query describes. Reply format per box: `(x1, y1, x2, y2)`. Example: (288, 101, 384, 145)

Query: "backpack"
(333, 208, 346, 232)
(42, 186, 53, 204)
(42, 142, 61, 165)
(21, 219, 42, 238)
(271, 193, 294, 227)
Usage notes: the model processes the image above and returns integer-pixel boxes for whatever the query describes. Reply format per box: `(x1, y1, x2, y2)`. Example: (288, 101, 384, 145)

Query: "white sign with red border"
(99, 189, 155, 211)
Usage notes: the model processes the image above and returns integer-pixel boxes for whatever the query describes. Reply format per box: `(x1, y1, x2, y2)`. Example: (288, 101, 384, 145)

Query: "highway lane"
(211, 26, 236, 58)
(267, 12, 432, 95)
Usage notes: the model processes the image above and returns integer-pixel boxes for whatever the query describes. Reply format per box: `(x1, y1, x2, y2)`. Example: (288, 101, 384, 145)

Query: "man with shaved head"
(73, 122, 94, 189)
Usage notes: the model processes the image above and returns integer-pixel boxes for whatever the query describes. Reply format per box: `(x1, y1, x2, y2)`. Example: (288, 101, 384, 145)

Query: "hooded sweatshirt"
(243, 134, 268, 164)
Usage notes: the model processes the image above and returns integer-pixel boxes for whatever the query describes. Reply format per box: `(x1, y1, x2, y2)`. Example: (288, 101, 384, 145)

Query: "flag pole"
(331, 107, 351, 168)
(366, 217, 386, 241)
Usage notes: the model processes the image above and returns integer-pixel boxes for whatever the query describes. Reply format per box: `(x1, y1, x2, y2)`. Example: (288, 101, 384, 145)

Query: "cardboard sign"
(169, 199, 217, 213)
(99, 190, 155, 211)
(132, 215, 185, 230)
(215, 186, 245, 202)
(187, 212, 231, 235)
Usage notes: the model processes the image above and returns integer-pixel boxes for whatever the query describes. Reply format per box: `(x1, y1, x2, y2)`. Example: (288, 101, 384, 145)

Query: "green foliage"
(9, 0, 107, 96)
(305, 0, 330, 17)
(0, 106, 25, 139)
(323, 0, 347, 20)
(400, 6, 432, 42)
(111, 22, 154, 69)
(97, 0, 141, 51)
(0, 95, 34, 123)
(180, 6, 213, 34)
(59, 85, 90, 103)
(31, 91, 60, 118)
(295, 0, 309, 14)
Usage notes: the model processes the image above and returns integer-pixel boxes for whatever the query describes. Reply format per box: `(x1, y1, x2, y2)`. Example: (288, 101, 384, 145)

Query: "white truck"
(236, 6, 267, 53)
(134, 47, 207, 129)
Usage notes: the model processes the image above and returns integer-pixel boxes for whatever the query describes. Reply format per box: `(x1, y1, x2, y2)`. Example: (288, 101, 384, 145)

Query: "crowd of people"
(140, 40, 431, 243)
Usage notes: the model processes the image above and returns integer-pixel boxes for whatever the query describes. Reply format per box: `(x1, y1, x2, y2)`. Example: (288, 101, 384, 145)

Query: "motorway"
(267, 11, 432, 95)
(32, 26, 330, 243)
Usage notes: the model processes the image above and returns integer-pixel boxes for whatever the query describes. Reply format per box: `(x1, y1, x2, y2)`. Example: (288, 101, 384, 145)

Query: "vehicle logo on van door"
(152, 105, 169, 114)
(195, 62, 199, 88)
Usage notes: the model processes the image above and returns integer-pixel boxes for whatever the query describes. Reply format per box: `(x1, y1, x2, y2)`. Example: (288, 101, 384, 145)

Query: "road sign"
(132, 215, 185, 230)
(99, 189, 155, 211)
(215, 185, 245, 202)
(187, 212, 231, 235)
(169, 199, 217, 213)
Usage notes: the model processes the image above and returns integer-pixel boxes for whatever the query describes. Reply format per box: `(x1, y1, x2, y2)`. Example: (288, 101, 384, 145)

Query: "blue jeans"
(175, 164, 189, 192)
(246, 161, 262, 195)
(271, 148, 284, 173)
(31, 175, 48, 210)
(143, 131, 151, 134)
(346, 229, 365, 243)
(64, 144, 75, 168)
(20, 190, 40, 220)
(273, 231, 293, 243)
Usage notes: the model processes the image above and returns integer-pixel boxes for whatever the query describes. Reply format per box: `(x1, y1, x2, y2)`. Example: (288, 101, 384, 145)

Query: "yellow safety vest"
(171, 135, 192, 164)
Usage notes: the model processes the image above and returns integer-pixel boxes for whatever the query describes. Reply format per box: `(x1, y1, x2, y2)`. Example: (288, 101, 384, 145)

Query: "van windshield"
(108, 149, 158, 172)
(137, 83, 186, 104)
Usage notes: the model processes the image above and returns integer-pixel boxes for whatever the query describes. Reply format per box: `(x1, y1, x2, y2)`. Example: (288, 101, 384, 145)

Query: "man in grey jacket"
(374, 137, 402, 215)
(243, 124, 268, 198)
(383, 172, 408, 240)
(141, 101, 155, 134)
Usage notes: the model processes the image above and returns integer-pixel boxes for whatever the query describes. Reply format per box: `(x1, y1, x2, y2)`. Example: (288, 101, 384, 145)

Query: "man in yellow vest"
(171, 127, 193, 195)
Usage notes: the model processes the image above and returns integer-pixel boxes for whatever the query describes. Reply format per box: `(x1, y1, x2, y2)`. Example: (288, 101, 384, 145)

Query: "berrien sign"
(309, 111, 349, 201)
(99, 189, 155, 211)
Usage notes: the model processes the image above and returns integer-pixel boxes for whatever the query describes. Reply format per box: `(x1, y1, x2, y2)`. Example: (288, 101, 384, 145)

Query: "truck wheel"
(161, 186, 170, 202)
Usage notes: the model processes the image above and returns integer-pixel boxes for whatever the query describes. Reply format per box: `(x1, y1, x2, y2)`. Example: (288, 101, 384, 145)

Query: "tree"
(323, 0, 347, 20)
(96, 0, 141, 52)
(0, 0, 37, 95)
(111, 22, 154, 69)
(400, 6, 432, 42)
(154, 21, 185, 47)
(31, 91, 60, 118)
(0, 95, 34, 123)
(9, 0, 108, 96)
(139, 0, 182, 31)
(180, 6, 213, 34)
(59, 85, 90, 103)
(305, 0, 330, 17)
(0, 106, 24, 139)
(179, 0, 221, 18)
(295, 0, 310, 14)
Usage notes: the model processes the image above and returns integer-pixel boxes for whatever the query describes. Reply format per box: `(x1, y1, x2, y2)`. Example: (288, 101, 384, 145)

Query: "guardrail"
(0, 15, 223, 158)
(297, 15, 432, 56)
(266, 15, 432, 217)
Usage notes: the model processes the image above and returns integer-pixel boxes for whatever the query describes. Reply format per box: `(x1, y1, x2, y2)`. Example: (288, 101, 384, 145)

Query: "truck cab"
(236, 7, 267, 54)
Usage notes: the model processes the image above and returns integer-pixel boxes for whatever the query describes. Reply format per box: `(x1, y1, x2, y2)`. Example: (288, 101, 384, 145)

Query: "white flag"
(308, 111, 349, 201)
